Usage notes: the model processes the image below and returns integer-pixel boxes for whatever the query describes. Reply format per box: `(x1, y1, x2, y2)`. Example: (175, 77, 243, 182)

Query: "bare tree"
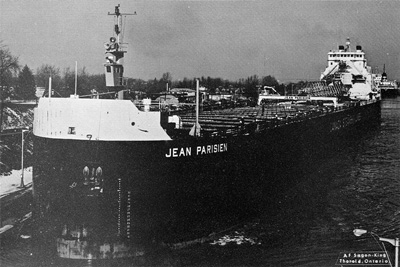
(0, 42, 20, 131)
(35, 64, 61, 90)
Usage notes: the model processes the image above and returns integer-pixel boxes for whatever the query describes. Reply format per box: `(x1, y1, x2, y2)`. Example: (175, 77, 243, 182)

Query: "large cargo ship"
(32, 7, 381, 260)
(374, 65, 399, 97)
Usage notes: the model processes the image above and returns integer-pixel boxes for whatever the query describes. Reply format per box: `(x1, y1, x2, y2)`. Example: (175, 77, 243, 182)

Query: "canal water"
(1, 97, 400, 266)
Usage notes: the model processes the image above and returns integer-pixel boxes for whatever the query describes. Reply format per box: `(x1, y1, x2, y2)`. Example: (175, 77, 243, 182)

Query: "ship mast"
(382, 64, 387, 81)
(104, 5, 135, 98)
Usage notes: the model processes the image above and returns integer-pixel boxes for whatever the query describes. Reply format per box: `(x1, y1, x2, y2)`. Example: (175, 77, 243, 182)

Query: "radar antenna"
(107, 4, 136, 46)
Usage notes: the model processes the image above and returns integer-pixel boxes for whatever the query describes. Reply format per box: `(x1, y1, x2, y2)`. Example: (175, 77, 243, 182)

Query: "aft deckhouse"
(321, 38, 370, 80)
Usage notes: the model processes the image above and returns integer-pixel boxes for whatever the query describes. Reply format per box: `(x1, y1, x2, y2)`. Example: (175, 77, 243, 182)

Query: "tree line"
(1, 42, 304, 102)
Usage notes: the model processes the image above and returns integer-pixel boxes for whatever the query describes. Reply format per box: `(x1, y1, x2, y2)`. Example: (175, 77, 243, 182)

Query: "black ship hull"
(32, 101, 381, 259)
(381, 88, 400, 98)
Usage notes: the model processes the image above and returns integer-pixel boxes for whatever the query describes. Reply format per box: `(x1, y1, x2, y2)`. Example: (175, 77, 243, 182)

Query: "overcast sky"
(1, 0, 400, 83)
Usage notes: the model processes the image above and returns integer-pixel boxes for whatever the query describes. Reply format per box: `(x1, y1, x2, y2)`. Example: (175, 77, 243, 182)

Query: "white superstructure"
(320, 38, 377, 100)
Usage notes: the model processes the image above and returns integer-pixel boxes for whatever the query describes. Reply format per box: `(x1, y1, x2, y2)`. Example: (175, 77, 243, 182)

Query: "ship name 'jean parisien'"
(165, 143, 228, 158)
